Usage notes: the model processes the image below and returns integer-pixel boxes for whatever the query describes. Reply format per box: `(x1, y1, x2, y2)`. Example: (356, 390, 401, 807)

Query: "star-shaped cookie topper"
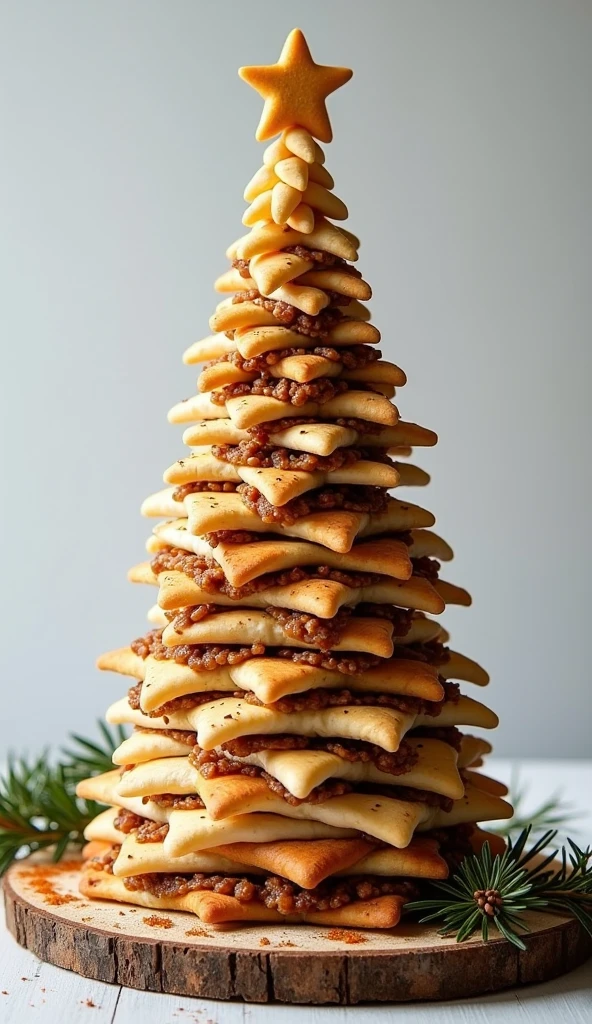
(239, 28, 352, 144)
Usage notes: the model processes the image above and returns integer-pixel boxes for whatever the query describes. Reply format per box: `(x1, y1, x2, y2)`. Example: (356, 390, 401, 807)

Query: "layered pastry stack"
(78, 29, 512, 930)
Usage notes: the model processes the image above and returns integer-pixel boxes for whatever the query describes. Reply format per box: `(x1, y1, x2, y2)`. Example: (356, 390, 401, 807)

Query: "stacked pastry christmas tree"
(78, 29, 511, 930)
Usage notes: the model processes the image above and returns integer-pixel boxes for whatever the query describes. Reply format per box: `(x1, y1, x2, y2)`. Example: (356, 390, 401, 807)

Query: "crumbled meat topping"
(165, 604, 218, 629)
(90, 846, 119, 873)
(424, 823, 476, 870)
(410, 557, 441, 581)
(151, 546, 386, 597)
(146, 793, 205, 810)
(262, 774, 353, 806)
(392, 640, 451, 665)
(124, 870, 418, 912)
(237, 482, 389, 525)
(111, 808, 168, 843)
(128, 680, 235, 718)
(136, 726, 197, 747)
(232, 289, 345, 338)
(206, 529, 261, 546)
(221, 735, 310, 756)
(210, 375, 349, 407)
(192, 737, 419, 780)
(248, 416, 383, 441)
(113, 807, 170, 843)
(172, 480, 238, 502)
(210, 343, 379, 374)
(127, 678, 457, 720)
(281, 246, 362, 274)
(264, 606, 353, 651)
(212, 440, 390, 472)
(156, 602, 408, 653)
(232, 257, 254, 278)
(130, 630, 383, 675)
(241, 685, 446, 716)
(113, 808, 144, 834)
(409, 725, 463, 751)
(353, 605, 414, 636)
(276, 648, 382, 673)
(130, 629, 265, 669)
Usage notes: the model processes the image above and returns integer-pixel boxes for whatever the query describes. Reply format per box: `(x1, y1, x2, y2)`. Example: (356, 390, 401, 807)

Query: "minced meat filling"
(206, 529, 261, 546)
(210, 375, 349, 407)
(248, 417, 383, 441)
(146, 775, 451, 812)
(211, 440, 391, 471)
(151, 546, 386, 595)
(392, 640, 450, 665)
(410, 557, 441, 581)
(165, 604, 217, 629)
(232, 289, 345, 338)
(263, 774, 353, 805)
(172, 480, 238, 502)
(281, 245, 353, 269)
(113, 808, 169, 844)
(154, 602, 411, 653)
(136, 726, 197, 747)
(128, 678, 458, 720)
(263, 606, 353, 650)
(424, 823, 476, 870)
(276, 648, 382, 673)
(130, 629, 383, 675)
(91, 846, 119, 874)
(123, 870, 418, 912)
(356, 605, 414, 636)
(163, 605, 356, 651)
(146, 793, 205, 810)
(260, 775, 452, 809)
(265, 604, 411, 650)
(168, 479, 391, 526)
(193, 737, 419, 779)
(241, 683, 455, 717)
(128, 681, 235, 718)
(113, 808, 145, 834)
(210, 343, 379, 374)
(237, 482, 389, 525)
(130, 629, 266, 669)
(410, 725, 463, 751)
(232, 257, 253, 278)
(231, 287, 351, 310)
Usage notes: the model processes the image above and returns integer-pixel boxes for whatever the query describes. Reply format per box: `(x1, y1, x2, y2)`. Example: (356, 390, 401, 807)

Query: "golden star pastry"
(239, 28, 352, 142)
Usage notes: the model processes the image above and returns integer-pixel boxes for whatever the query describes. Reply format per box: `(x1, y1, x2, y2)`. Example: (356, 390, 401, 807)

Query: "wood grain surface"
(4, 856, 591, 1005)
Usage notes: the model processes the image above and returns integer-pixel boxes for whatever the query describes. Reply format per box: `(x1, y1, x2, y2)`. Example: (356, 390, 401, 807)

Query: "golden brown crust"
(213, 837, 375, 888)
(80, 865, 406, 927)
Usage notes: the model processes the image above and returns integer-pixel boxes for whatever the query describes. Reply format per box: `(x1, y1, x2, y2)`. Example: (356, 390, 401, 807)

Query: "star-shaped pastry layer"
(239, 28, 352, 143)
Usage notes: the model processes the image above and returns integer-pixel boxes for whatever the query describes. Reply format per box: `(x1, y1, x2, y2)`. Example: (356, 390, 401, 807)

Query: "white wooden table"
(1, 759, 591, 1023)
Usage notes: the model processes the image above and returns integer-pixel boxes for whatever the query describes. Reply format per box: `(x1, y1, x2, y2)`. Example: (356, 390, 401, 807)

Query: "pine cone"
(474, 888, 504, 917)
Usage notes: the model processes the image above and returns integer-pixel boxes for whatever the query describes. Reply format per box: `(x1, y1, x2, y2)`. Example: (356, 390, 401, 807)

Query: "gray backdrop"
(1, 0, 590, 757)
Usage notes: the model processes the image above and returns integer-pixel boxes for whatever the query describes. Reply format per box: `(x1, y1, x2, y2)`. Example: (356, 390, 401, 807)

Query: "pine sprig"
(0, 721, 125, 875)
(406, 826, 592, 949)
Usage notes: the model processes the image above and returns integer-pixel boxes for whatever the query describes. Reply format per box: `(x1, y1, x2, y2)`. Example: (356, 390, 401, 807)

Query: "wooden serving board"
(4, 857, 591, 1005)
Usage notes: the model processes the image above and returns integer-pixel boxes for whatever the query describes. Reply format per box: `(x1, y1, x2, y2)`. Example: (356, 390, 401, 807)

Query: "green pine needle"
(406, 826, 592, 950)
(0, 721, 125, 875)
